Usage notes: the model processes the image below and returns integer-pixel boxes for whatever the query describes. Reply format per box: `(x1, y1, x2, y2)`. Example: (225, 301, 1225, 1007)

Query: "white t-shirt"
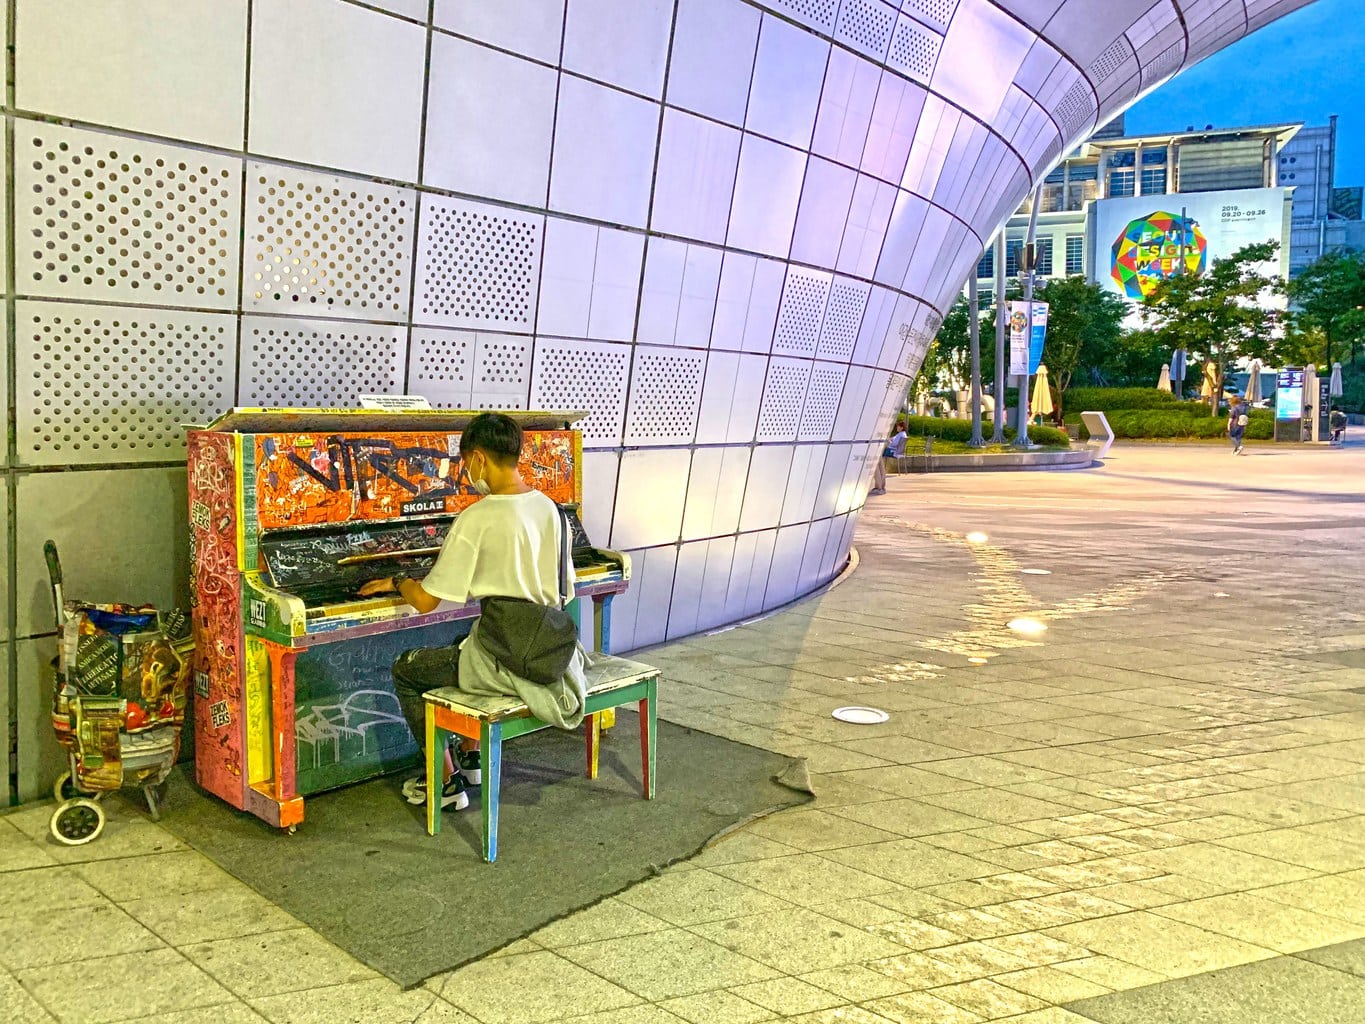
(420, 490, 574, 606)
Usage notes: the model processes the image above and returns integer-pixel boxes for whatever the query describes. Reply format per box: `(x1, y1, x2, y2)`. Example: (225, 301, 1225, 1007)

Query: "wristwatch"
(392, 575, 410, 594)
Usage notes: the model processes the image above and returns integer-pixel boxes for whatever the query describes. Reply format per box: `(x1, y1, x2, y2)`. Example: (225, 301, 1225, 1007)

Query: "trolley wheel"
(53, 771, 80, 802)
(286, 824, 298, 836)
(50, 798, 105, 846)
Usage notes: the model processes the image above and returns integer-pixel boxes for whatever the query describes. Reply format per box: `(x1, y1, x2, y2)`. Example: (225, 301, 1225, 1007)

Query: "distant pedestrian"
(1228, 396, 1248, 455)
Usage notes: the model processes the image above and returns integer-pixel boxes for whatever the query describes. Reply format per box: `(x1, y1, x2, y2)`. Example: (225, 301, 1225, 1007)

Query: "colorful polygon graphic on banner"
(1110, 211, 1208, 300)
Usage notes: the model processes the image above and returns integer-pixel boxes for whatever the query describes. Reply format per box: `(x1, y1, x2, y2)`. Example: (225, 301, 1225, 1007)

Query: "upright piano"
(186, 409, 630, 830)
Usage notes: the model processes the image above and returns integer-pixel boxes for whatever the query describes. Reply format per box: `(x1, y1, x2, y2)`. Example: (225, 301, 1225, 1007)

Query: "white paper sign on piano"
(358, 395, 432, 411)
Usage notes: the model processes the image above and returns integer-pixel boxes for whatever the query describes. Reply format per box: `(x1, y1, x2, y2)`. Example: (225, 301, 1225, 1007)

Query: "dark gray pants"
(392, 643, 461, 757)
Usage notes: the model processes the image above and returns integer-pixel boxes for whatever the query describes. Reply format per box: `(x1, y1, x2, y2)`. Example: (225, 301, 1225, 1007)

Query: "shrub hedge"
(1090, 407, 1272, 441)
(1065, 387, 1211, 418)
(899, 415, 1069, 447)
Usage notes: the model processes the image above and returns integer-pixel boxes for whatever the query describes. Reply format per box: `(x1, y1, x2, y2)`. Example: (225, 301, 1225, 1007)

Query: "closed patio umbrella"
(1157, 364, 1172, 392)
(1030, 364, 1054, 422)
(1245, 360, 1262, 403)
(1331, 362, 1344, 398)
(1199, 361, 1217, 399)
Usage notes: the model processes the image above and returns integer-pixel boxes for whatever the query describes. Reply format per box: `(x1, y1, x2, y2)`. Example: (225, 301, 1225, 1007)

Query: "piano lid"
(194, 408, 588, 434)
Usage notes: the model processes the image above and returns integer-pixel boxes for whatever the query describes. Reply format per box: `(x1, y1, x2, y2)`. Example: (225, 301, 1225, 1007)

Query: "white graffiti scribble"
(295, 689, 408, 769)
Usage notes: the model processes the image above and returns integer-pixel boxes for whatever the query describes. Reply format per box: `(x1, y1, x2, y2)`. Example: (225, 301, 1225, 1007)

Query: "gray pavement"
(2, 440, 1364, 1023)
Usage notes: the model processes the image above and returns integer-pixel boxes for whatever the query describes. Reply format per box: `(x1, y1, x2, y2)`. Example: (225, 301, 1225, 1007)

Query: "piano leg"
(481, 720, 502, 863)
(261, 644, 304, 831)
(585, 714, 600, 779)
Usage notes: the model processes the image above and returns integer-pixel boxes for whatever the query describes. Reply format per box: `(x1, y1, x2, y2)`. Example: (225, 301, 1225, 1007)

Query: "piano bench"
(421, 654, 660, 862)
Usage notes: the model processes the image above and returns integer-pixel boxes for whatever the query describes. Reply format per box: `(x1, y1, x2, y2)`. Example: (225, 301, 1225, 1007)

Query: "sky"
(1124, 0, 1364, 189)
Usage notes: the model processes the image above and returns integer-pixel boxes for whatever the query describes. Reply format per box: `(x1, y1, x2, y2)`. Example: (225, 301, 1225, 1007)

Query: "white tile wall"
(550, 76, 660, 228)
(249, 0, 425, 181)
(424, 34, 558, 206)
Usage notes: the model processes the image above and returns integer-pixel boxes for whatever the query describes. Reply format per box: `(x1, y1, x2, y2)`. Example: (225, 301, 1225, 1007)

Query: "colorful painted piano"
(186, 409, 630, 831)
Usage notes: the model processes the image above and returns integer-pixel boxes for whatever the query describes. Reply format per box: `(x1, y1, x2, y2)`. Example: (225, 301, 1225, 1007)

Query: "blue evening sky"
(1124, 0, 1364, 189)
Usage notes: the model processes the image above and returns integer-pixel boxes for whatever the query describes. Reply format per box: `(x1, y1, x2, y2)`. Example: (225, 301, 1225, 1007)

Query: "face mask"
(469, 456, 491, 495)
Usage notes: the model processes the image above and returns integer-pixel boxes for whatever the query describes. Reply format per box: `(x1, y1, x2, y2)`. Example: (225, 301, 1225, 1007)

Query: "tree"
(1287, 251, 1365, 366)
(1139, 241, 1284, 412)
(1098, 328, 1171, 389)
(1034, 276, 1128, 421)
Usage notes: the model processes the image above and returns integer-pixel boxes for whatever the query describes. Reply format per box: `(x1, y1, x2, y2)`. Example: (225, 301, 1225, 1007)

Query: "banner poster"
(1008, 301, 1049, 376)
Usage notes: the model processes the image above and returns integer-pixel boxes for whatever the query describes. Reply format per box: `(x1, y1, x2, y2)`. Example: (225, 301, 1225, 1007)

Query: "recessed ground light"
(832, 706, 890, 725)
(1021, 568, 1051, 575)
(1007, 617, 1048, 635)
(968, 657, 989, 665)
(966, 532, 989, 544)
(1213, 592, 1229, 598)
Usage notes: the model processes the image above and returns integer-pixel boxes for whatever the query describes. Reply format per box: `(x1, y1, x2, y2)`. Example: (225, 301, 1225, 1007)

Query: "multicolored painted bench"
(422, 654, 660, 862)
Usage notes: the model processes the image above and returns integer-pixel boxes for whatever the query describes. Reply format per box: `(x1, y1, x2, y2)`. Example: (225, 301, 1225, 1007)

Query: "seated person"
(359, 413, 585, 810)
(869, 422, 909, 494)
(1330, 407, 1348, 444)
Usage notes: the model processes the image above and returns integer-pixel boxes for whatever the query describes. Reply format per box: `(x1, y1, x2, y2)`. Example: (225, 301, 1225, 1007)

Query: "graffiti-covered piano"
(186, 409, 630, 830)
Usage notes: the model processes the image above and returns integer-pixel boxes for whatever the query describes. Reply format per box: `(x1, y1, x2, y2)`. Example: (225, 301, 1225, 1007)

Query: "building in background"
(978, 123, 1298, 295)
(980, 118, 1365, 291)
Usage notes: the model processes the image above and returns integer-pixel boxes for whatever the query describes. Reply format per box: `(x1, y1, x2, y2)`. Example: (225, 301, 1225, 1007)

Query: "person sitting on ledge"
(359, 412, 585, 811)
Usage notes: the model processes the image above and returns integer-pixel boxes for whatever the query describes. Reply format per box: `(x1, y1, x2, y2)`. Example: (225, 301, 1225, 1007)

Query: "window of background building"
(1003, 237, 1051, 277)
(1035, 237, 1053, 275)
(1005, 238, 1023, 276)
(1066, 234, 1084, 275)
(977, 249, 993, 278)
(1140, 167, 1167, 193)
(1109, 169, 1135, 197)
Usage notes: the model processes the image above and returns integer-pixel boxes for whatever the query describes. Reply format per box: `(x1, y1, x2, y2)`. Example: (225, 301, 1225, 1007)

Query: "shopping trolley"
(45, 541, 193, 845)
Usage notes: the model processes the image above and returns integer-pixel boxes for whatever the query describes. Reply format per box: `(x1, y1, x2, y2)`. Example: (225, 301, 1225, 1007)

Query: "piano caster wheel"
(286, 824, 298, 836)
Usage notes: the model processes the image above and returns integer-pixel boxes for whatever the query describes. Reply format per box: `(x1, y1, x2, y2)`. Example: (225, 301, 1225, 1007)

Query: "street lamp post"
(968, 270, 984, 447)
(991, 232, 1007, 443)
(1014, 184, 1043, 450)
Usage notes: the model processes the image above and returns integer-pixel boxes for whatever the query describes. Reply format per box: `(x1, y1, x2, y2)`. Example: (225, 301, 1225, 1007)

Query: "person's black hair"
(459, 412, 523, 467)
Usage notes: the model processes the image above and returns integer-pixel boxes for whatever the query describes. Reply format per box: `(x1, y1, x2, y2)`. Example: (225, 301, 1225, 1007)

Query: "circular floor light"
(1021, 568, 1051, 575)
(966, 532, 989, 544)
(968, 657, 989, 665)
(832, 706, 891, 725)
(1007, 617, 1048, 636)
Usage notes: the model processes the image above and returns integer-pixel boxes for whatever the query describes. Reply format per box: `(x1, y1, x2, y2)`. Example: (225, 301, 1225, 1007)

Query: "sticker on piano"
(209, 700, 232, 729)
(190, 500, 211, 531)
(248, 600, 267, 629)
(195, 670, 211, 699)
(401, 497, 446, 516)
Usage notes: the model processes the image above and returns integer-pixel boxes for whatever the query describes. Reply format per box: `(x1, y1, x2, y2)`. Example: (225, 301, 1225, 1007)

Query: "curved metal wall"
(3, 0, 1316, 794)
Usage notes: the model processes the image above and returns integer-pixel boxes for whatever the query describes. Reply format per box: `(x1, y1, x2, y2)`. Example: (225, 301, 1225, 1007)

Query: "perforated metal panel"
(15, 120, 241, 308)
(1088, 39, 1132, 83)
(900, 0, 957, 32)
(407, 327, 473, 408)
(624, 347, 705, 446)
(415, 194, 542, 331)
(836, 0, 897, 61)
(1053, 80, 1097, 141)
(472, 334, 532, 409)
(817, 279, 870, 361)
(1142, 41, 1185, 84)
(755, 358, 812, 442)
(762, 0, 838, 32)
(888, 15, 942, 83)
(772, 269, 831, 357)
(798, 362, 848, 441)
(240, 316, 406, 408)
(530, 338, 630, 445)
(244, 163, 413, 321)
(16, 300, 234, 465)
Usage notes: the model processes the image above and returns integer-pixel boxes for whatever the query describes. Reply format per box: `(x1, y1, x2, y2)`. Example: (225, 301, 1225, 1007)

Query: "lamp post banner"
(1008, 301, 1048, 376)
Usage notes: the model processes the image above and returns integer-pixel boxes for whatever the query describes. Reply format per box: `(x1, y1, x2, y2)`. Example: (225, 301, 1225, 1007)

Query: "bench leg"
(585, 713, 600, 779)
(425, 707, 445, 837)
(639, 678, 657, 800)
(480, 720, 501, 863)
